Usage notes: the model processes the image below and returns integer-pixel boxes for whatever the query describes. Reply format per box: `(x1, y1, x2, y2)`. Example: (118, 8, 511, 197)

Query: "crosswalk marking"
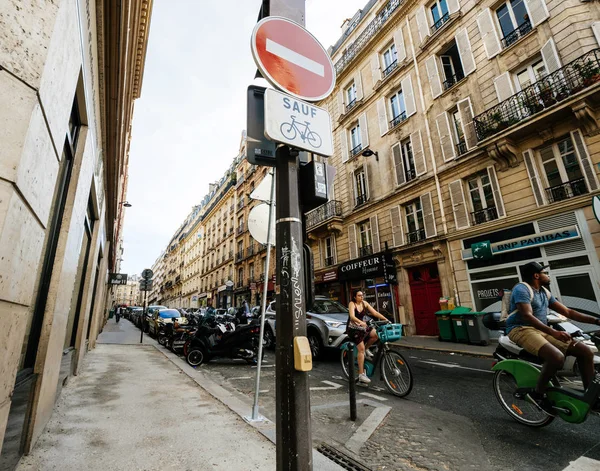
(360, 392, 388, 401)
(562, 456, 600, 470)
(310, 380, 343, 391)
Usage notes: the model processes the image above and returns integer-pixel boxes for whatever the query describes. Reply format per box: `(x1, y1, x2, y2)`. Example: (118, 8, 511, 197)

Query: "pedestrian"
(243, 298, 251, 323)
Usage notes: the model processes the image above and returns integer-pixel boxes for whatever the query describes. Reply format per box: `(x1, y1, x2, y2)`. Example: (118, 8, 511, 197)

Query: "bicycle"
(340, 321, 413, 397)
(280, 116, 322, 148)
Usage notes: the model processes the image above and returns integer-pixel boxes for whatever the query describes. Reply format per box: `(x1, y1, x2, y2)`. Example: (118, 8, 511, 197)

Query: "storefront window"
(555, 273, 600, 317)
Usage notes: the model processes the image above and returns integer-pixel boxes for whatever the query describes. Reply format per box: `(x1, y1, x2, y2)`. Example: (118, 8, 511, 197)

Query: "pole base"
(243, 414, 269, 424)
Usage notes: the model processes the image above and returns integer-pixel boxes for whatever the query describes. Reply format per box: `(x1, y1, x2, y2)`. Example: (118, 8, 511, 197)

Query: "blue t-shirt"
(505, 283, 557, 333)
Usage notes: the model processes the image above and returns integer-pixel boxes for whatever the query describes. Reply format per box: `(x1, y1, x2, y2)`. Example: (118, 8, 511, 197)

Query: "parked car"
(127, 306, 143, 322)
(148, 308, 185, 337)
(141, 305, 168, 331)
(264, 296, 349, 359)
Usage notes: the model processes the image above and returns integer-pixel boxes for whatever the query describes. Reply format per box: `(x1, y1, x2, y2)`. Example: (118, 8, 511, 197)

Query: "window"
(389, 89, 407, 127)
(439, 42, 464, 90)
(324, 236, 335, 266)
(358, 221, 373, 256)
(237, 267, 244, 287)
(350, 123, 362, 156)
(496, 0, 532, 48)
(514, 59, 547, 91)
(540, 136, 588, 203)
(467, 171, 497, 224)
(381, 43, 398, 78)
(450, 108, 467, 155)
(249, 263, 254, 281)
(405, 200, 425, 243)
(401, 138, 416, 182)
(354, 168, 368, 206)
(346, 82, 357, 111)
(430, 0, 450, 32)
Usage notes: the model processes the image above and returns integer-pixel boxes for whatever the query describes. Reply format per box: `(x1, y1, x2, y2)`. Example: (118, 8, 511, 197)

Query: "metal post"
(141, 289, 147, 344)
(249, 169, 276, 421)
(347, 342, 357, 422)
(275, 145, 312, 470)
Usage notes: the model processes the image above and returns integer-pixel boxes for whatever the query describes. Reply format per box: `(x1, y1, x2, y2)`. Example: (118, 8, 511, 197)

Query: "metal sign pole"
(275, 145, 312, 470)
(249, 170, 276, 421)
(141, 288, 147, 344)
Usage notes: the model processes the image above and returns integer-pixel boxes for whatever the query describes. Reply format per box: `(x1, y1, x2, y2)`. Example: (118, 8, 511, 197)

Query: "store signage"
(338, 253, 396, 282)
(218, 285, 227, 293)
(323, 270, 337, 282)
(109, 273, 128, 285)
(462, 226, 581, 260)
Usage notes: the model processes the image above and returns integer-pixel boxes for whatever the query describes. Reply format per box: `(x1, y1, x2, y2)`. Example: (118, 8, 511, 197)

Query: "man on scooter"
(506, 261, 600, 411)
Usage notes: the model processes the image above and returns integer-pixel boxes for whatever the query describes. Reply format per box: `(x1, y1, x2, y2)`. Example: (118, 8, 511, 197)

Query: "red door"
(409, 264, 442, 336)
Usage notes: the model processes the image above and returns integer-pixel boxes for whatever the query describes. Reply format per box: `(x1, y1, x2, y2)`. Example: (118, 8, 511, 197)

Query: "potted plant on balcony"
(576, 60, 600, 87)
(538, 83, 556, 107)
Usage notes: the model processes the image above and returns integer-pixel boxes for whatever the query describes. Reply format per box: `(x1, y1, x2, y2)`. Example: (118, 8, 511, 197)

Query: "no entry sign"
(251, 16, 336, 102)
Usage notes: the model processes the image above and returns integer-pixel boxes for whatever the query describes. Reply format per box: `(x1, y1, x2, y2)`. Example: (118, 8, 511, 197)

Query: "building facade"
(115, 275, 141, 306)
(0, 0, 152, 467)
(309, 0, 600, 336)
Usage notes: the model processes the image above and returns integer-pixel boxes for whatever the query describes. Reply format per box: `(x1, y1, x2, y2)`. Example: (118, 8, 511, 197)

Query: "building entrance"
(408, 263, 442, 336)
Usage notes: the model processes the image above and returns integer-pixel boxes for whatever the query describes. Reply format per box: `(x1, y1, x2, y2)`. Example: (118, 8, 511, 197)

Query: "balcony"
(350, 143, 362, 157)
(237, 224, 245, 235)
(501, 20, 532, 49)
(235, 174, 245, 188)
(236, 251, 244, 262)
(407, 229, 426, 244)
(471, 207, 498, 226)
(404, 168, 416, 183)
(324, 257, 335, 267)
(545, 178, 589, 203)
(258, 243, 268, 252)
(431, 12, 450, 34)
(237, 199, 245, 211)
(389, 111, 407, 128)
(359, 245, 373, 257)
(474, 49, 600, 142)
(442, 73, 463, 91)
(456, 141, 468, 156)
(306, 200, 343, 231)
(236, 280, 245, 288)
(355, 194, 368, 208)
(382, 59, 398, 79)
(346, 98, 358, 113)
(246, 245, 255, 258)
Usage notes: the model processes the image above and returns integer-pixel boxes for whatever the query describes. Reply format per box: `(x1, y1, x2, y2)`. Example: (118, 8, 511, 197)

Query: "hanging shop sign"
(338, 253, 396, 283)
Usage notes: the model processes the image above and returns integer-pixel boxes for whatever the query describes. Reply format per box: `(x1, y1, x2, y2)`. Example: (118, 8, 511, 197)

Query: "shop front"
(338, 252, 398, 322)
(253, 275, 275, 307)
(314, 269, 345, 304)
(461, 210, 600, 317)
(234, 286, 251, 308)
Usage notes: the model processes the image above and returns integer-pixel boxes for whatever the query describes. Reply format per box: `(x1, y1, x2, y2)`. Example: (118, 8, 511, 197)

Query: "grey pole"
(140, 288, 146, 344)
(249, 169, 276, 421)
(275, 145, 312, 470)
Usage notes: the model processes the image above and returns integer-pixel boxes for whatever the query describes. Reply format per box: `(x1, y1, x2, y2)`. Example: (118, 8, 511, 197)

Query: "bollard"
(347, 342, 357, 421)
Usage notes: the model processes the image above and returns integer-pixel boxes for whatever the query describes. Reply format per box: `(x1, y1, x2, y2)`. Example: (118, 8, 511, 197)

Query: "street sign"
(248, 203, 276, 245)
(264, 88, 333, 156)
(593, 195, 600, 224)
(139, 279, 153, 291)
(471, 241, 493, 260)
(141, 268, 153, 280)
(247, 85, 278, 166)
(251, 16, 336, 102)
(109, 273, 128, 285)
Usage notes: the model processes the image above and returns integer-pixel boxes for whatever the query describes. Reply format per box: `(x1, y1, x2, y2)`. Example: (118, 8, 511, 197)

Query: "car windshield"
(158, 309, 180, 318)
(311, 299, 348, 314)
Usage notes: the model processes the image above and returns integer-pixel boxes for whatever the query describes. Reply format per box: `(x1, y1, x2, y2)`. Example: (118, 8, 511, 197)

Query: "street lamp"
(120, 201, 132, 207)
(362, 149, 379, 161)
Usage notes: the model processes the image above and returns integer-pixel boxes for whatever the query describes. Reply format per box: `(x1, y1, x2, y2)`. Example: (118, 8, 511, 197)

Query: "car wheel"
(264, 326, 275, 350)
(307, 331, 323, 360)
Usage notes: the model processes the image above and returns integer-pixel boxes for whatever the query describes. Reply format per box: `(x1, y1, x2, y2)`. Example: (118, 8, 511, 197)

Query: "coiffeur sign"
(338, 253, 397, 283)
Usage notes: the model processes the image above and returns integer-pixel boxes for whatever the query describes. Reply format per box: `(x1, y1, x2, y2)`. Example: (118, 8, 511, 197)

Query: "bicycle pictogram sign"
(279, 116, 322, 149)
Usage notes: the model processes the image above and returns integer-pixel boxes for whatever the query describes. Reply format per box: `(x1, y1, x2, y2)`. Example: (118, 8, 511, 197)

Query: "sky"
(121, 0, 369, 277)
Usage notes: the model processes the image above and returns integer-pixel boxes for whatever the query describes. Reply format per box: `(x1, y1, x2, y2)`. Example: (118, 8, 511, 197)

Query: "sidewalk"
(394, 335, 496, 357)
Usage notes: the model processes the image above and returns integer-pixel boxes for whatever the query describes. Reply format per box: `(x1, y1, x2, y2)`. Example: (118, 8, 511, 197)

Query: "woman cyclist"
(347, 290, 389, 384)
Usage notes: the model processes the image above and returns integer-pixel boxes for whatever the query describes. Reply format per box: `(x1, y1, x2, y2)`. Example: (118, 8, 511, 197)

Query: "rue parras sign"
(264, 88, 333, 157)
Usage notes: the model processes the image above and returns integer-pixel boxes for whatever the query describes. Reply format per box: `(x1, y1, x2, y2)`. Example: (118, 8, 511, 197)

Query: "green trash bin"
(451, 307, 472, 343)
(435, 310, 455, 342)
(464, 312, 490, 346)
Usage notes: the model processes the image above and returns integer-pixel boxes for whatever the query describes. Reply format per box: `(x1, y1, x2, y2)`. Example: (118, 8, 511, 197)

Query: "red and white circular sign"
(251, 17, 336, 102)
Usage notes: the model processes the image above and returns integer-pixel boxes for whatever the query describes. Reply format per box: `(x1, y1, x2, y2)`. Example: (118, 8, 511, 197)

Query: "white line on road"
(370, 386, 385, 392)
(265, 39, 325, 77)
(229, 376, 252, 381)
(251, 364, 274, 368)
(359, 392, 388, 401)
(310, 381, 343, 391)
(562, 456, 600, 470)
(419, 360, 493, 374)
(345, 405, 391, 453)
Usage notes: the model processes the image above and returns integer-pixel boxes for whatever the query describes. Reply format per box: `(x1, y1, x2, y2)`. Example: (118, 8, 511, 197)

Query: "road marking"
(419, 360, 493, 374)
(259, 390, 269, 393)
(562, 456, 600, 470)
(265, 39, 325, 77)
(371, 386, 385, 392)
(310, 381, 343, 391)
(359, 392, 388, 401)
(331, 375, 344, 380)
(345, 405, 391, 453)
(229, 376, 252, 381)
(251, 364, 274, 368)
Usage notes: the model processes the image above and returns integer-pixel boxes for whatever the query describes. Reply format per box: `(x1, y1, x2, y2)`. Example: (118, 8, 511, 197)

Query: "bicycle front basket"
(378, 323, 402, 343)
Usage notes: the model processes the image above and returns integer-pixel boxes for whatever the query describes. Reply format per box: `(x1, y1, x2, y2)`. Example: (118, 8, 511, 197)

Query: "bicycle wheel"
(381, 350, 413, 397)
(492, 370, 554, 427)
(306, 131, 322, 148)
(280, 122, 297, 140)
(340, 348, 352, 379)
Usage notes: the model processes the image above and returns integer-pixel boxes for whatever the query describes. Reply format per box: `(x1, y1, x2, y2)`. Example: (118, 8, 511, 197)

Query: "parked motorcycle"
(184, 317, 261, 366)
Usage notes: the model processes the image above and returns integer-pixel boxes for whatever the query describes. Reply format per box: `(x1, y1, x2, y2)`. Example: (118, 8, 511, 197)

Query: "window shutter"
(394, 27, 407, 63)
(401, 75, 417, 118)
(477, 9, 502, 59)
(319, 238, 325, 267)
(376, 98, 389, 136)
(340, 130, 349, 163)
(523, 0, 549, 27)
(358, 113, 369, 149)
(392, 143, 405, 186)
(416, 6, 430, 44)
(355, 72, 364, 101)
(570, 129, 599, 192)
(370, 215, 381, 253)
(447, 0, 460, 14)
(389, 206, 404, 247)
(363, 163, 370, 200)
(337, 91, 344, 118)
(411, 130, 427, 176)
(436, 112, 456, 161)
(420, 192, 437, 238)
(449, 180, 470, 229)
(370, 54, 381, 87)
(457, 97, 477, 150)
(486, 165, 506, 218)
(348, 225, 358, 260)
(540, 38, 562, 74)
(349, 172, 357, 203)
(494, 71, 515, 103)
(522, 149, 545, 206)
(425, 56, 443, 99)
(593, 22, 600, 47)
(455, 29, 476, 76)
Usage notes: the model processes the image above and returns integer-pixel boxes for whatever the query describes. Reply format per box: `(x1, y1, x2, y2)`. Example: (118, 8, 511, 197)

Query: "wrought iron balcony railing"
(236, 251, 244, 262)
(389, 111, 407, 128)
(350, 143, 362, 157)
(501, 20, 532, 49)
(359, 245, 373, 257)
(382, 59, 398, 78)
(237, 224, 245, 235)
(407, 228, 426, 244)
(324, 257, 335, 267)
(474, 49, 600, 141)
(237, 199, 245, 211)
(246, 246, 255, 258)
(442, 72, 463, 91)
(545, 178, 589, 203)
(471, 207, 498, 226)
(355, 194, 368, 207)
(306, 200, 343, 230)
(334, 0, 405, 77)
(346, 99, 357, 113)
(456, 141, 468, 156)
(431, 13, 450, 34)
(405, 168, 417, 182)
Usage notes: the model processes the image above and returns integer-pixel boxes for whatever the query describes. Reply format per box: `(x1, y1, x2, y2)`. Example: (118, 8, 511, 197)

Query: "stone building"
(310, 0, 600, 335)
(0, 0, 152, 467)
(115, 275, 141, 306)
(148, 251, 166, 306)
